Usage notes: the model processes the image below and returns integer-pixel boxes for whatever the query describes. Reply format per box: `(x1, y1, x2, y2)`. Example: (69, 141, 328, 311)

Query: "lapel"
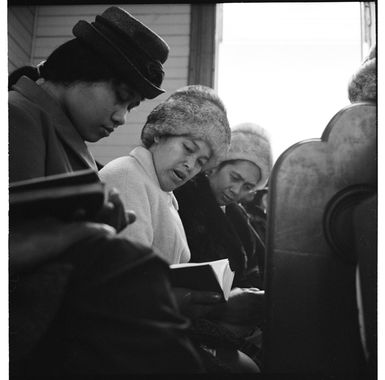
(14, 77, 97, 171)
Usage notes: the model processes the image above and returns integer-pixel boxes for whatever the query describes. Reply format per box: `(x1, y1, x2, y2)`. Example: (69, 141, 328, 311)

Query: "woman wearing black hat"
(9, 6, 169, 183)
(9, 7, 205, 376)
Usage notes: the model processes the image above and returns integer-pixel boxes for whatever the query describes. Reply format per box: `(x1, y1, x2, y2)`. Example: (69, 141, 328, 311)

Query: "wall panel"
(8, 6, 36, 73)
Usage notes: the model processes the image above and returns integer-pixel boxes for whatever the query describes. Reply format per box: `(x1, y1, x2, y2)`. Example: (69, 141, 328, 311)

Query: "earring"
(204, 169, 213, 177)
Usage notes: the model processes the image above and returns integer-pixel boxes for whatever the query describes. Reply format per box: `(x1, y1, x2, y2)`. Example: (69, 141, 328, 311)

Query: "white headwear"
(141, 85, 231, 169)
(219, 122, 273, 189)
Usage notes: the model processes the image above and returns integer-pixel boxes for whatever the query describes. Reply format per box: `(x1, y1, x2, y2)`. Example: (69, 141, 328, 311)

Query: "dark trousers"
(10, 234, 204, 376)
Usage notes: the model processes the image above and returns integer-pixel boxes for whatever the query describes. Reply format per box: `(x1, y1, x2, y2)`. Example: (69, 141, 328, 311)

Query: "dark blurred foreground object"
(9, 230, 204, 376)
(9, 169, 105, 222)
(263, 101, 376, 376)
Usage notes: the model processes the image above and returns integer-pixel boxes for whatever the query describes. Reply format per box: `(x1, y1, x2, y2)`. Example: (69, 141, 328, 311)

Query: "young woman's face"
(150, 135, 211, 192)
(208, 160, 261, 206)
(63, 81, 142, 142)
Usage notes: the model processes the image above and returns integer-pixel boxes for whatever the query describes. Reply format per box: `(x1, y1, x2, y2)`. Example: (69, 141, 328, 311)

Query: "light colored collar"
(129, 146, 179, 210)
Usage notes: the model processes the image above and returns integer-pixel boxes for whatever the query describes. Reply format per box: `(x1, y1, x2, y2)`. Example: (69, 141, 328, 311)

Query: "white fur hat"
(348, 43, 376, 103)
(220, 122, 273, 189)
(141, 85, 231, 168)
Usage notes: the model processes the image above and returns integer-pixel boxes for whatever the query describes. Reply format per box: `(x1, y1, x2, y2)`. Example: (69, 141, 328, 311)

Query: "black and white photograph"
(6, 1, 379, 377)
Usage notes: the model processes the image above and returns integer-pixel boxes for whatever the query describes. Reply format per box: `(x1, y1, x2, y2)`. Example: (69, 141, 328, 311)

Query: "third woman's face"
(63, 81, 142, 142)
(150, 135, 211, 192)
(208, 160, 261, 206)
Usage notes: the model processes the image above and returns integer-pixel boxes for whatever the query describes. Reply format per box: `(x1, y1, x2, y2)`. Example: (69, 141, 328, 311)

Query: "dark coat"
(10, 235, 204, 375)
(9, 76, 97, 183)
(175, 173, 264, 288)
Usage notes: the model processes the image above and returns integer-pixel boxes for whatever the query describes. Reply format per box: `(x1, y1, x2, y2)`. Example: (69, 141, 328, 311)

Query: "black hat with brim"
(72, 7, 169, 99)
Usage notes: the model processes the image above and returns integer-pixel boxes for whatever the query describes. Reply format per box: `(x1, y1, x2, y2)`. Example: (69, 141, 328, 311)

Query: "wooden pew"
(263, 102, 376, 374)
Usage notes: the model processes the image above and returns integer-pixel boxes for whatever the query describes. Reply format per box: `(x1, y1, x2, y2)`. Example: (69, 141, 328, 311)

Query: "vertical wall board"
(8, 6, 36, 73)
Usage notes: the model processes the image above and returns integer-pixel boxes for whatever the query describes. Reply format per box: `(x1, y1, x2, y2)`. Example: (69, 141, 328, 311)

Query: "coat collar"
(129, 146, 179, 210)
(13, 76, 97, 171)
(175, 173, 249, 272)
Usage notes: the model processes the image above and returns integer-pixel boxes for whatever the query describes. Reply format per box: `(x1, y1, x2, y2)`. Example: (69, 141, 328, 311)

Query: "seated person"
(8, 7, 205, 375)
(8, 6, 169, 183)
(175, 123, 273, 289)
(99, 85, 231, 265)
(100, 116, 265, 372)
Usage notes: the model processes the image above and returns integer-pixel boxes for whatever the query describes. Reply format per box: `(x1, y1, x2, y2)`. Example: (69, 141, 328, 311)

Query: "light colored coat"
(9, 76, 97, 183)
(99, 146, 190, 264)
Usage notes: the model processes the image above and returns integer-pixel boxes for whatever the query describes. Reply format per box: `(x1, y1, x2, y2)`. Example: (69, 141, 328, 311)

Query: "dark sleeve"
(10, 235, 204, 375)
(226, 204, 265, 288)
(9, 102, 46, 182)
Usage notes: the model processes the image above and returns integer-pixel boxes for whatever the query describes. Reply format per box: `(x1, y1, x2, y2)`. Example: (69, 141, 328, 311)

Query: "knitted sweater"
(99, 146, 190, 264)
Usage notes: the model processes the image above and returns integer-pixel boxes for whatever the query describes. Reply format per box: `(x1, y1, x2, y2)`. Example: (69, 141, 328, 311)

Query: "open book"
(9, 169, 106, 221)
(169, 258, 235, 301)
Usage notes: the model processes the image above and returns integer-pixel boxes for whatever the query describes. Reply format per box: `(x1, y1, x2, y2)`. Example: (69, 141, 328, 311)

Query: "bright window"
(217, 2, 363, 161)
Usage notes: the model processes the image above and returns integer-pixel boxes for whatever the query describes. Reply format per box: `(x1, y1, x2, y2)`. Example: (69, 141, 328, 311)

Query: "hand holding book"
(169, 259, 236, 319)
(206, 287, 265, 327)
(170, 259, 264, 328)
(93, 187, 136, 232)
(169, 259, 235, 301)
(9, 169, 138, 273)
(172, 287, 224, 319)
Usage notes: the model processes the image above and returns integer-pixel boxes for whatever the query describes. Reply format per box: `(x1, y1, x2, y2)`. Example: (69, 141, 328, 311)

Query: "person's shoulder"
(99, 156, 135, 179)
(174, 179, 199, 208)
(175, 173, 206, 198)
(9, 89, 39, 114)
(9, 92, 47, 133)
(100, 154, 153, 194)
(226, 203, 250, 223)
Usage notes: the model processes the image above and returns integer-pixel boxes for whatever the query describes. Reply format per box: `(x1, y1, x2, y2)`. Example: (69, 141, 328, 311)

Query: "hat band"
(94, 16, 164, 87)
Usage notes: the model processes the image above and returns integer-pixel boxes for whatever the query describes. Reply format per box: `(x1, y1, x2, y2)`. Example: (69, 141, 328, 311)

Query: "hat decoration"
(72, 6, 169, 99)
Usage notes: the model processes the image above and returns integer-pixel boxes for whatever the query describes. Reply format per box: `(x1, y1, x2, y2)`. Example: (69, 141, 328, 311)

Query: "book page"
(170, 259, 234, 301)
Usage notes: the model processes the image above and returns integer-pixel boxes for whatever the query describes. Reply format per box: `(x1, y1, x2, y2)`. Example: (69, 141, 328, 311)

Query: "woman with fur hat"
(347, 43, 376, 103)
(175, 122, 273, 288)
(100, 84, 231, 265)
(100, 85, 264, 374)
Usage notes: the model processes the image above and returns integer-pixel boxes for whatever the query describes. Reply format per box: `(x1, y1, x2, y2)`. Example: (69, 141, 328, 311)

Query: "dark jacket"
(9, 76, 97, 183)
(175, 173, 264, 288)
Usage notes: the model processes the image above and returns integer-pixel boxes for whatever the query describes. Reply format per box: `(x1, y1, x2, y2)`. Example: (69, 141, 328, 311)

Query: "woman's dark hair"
(8, 38, 134, 90)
